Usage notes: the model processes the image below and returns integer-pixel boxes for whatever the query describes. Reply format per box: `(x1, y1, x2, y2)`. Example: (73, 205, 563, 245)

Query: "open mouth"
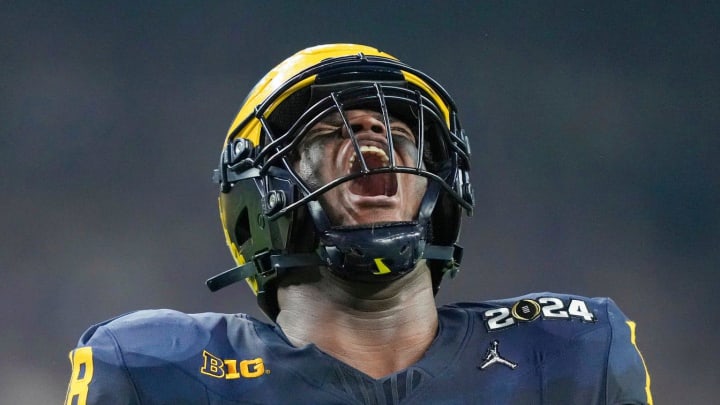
(348, 145, 398, 197)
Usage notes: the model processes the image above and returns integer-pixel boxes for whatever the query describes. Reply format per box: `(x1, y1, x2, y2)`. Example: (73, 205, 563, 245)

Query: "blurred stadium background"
(2, 2, 718, 403)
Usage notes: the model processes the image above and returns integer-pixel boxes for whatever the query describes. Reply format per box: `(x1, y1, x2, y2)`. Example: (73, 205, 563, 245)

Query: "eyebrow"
(318, 112, 344, 126)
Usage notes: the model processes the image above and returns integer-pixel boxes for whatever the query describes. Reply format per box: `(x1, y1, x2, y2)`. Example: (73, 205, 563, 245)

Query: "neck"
(275, 263, 438, 379)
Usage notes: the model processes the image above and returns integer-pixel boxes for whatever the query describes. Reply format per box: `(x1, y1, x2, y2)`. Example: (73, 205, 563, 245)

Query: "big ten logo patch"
(200, 350, 269, 379)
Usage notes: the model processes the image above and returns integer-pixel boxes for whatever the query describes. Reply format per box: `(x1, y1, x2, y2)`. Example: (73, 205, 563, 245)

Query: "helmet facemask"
(259, 82, 454, 281)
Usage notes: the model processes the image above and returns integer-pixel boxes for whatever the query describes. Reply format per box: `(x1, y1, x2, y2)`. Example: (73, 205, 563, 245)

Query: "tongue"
(349, 153, 398, 197)
(350, 173, 397, 196)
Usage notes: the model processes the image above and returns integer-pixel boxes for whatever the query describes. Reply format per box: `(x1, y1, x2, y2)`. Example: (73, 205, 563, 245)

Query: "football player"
(65, 44, 653, 404)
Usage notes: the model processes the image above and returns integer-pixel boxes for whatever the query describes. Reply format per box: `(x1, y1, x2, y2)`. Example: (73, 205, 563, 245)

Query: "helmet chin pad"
(303, 172, 443, 282)
(318, 221, 427, 282)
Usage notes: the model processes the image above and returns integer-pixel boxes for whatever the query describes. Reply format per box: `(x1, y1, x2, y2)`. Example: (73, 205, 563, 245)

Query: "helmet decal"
(373, 258, 392, 275)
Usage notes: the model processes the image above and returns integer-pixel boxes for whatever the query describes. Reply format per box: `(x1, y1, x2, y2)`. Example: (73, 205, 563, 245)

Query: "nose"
(347, 112, 386, 136)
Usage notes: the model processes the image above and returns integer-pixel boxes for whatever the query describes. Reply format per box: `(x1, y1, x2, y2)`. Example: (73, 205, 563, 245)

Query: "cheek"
(397, 174, 427, 220)
(294, 158, 315, 187)
(395, 142, 422, 168)
(294, 141, 333, 189)
(399, 173, 427, 199)
(411, 176, 428, 199)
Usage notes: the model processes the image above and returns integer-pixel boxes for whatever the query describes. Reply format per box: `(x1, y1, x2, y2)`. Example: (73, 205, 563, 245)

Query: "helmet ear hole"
(235, 207, 251, 247)
(286, 206, 318, 253)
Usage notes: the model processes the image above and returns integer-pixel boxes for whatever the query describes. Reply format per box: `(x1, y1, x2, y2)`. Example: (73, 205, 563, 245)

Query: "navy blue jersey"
(65, 293, 652, 404)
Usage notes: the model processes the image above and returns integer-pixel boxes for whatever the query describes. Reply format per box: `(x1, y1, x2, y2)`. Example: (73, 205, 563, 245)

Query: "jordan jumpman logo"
(479, 340, 518, 370)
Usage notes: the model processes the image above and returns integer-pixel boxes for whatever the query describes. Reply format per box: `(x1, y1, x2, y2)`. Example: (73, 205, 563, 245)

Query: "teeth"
(349, 145, 389, 164)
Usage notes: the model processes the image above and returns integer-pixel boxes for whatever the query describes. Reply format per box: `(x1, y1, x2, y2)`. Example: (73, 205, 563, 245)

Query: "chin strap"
(205, 242, 462, 292)
(206, 252, 325, 292)
(424, 242, 464, 280)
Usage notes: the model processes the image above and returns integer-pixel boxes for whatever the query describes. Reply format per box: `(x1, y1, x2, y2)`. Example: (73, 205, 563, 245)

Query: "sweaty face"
(293, 109, 427, 226)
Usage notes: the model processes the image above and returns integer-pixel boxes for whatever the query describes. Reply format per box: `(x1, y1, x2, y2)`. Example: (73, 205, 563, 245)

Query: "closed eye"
(390, 126, 415, 143)
(304, 125, 342, 142)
